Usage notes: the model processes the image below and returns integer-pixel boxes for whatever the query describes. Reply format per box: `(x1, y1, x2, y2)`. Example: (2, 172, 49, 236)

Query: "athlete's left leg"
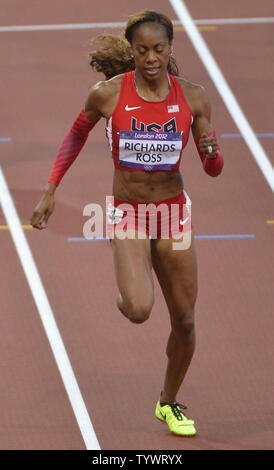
(151, 230, 198, 403)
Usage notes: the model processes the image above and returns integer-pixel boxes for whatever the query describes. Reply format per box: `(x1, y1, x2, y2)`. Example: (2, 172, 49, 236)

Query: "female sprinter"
(30, 10, 224, 437)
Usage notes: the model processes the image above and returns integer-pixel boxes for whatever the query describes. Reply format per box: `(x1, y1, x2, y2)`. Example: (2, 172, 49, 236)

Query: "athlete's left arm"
(191, 85, 224, 177)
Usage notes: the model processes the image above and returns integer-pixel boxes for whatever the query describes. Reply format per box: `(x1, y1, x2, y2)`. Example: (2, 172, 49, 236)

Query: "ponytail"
(89, 35, 135, 80)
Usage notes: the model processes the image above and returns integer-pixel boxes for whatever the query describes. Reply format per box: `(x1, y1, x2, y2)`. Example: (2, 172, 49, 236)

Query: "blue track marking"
(221, 133, 274, 138)
(194, 234, 255, 239)
(68, 237, 109, 241)
(0, 138, 12, 142)
(68, 234, 255, 242)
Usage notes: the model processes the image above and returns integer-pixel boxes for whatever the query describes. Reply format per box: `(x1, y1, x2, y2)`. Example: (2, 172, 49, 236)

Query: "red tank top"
(106, 71, 193, 172)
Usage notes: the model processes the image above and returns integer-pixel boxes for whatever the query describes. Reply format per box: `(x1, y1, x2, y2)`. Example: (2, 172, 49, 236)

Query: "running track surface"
(1, 0, 273, 450)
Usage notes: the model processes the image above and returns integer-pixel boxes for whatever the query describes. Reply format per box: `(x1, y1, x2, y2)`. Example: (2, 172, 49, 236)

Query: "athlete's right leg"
(110, 230, 154, 324)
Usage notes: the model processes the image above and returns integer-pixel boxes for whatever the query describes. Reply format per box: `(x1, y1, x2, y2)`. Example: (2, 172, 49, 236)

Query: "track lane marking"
(174, 25, 217, 32)
(0, 17, 274, 32)
(67, 234, 255, 241)
(169, 0, 274, 193)
(222, 133, 274, 138)
(0, 224, 33, 229)
(0, 166, 100, 450)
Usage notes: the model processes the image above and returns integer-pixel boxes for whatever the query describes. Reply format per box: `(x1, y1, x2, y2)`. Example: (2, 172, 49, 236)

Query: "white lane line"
(169, 0, 274, 193)
(0, 22, 124, 32)
(0, 17, 274, 32)
(0, 166, 100, 450)
(195, 17, 274, 25)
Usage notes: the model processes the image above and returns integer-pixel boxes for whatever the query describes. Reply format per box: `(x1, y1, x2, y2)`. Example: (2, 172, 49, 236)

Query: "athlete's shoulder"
(174, 76, 210, 116)
(88, 74, 124, 101)
(174, 76, 206, 97)
(85, 74, 124, 119)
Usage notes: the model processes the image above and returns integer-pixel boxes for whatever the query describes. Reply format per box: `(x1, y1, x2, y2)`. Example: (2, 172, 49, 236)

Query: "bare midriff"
(113, 167, 184, 202)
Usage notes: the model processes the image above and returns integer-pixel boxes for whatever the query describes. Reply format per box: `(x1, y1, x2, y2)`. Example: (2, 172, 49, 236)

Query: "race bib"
(119, 130, 183, 171)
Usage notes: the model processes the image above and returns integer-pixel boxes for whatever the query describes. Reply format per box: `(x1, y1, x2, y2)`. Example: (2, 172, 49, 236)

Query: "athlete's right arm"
(30, 84, 104, 230)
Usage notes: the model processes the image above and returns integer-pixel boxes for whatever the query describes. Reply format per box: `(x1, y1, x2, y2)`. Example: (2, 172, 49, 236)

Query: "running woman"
(30, 10, 224, 437)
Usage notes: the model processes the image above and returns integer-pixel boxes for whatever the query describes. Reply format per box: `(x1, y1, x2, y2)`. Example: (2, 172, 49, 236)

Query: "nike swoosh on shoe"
(159, 408, 166, 419)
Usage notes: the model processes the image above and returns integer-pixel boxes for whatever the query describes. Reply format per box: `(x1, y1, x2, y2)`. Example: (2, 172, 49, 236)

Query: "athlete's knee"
(180, 316, 195, 336)
(127, 299, 153, 324)
(170, 305, 195, 336)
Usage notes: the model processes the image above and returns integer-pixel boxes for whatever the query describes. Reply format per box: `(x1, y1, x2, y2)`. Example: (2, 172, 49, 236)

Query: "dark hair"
(125, 10, 174, 44)
(89, 10, 179, 79)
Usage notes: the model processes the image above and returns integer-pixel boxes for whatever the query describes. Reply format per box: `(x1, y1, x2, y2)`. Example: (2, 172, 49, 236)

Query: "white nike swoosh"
(125, 105, 142, 111)
(180, 215, 190, 226)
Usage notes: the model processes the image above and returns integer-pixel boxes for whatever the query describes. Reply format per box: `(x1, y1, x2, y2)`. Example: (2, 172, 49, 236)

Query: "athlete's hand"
(198, 132, 218, 159)
(30, 182, 56, 230)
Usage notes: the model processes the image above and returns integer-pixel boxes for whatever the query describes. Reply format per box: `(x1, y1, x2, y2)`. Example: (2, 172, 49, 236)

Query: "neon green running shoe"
(155, 400, 196, 436)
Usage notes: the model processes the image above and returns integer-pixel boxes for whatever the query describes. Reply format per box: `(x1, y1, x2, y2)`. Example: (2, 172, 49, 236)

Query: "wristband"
(194, 131, 224, 177)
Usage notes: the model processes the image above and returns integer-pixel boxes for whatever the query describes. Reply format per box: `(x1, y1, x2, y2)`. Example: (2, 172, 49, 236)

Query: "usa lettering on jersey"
(131, 117, 178, 133)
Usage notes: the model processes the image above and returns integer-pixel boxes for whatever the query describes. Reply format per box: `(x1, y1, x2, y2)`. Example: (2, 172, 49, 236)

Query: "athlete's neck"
(134, 70, 171, 102)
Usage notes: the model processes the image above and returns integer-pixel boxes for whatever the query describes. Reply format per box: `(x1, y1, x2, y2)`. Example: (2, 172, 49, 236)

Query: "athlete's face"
(131, 22, 172, 80)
